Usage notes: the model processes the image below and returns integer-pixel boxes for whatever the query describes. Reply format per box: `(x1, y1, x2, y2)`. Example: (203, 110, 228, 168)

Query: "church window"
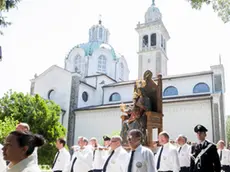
(161, 35, 164, 48)
(163, 39, 166, 51)
(82, 91, 88, 102)
(119, 63, 124, 79)
(109, 93, 121, 102)
(48, 89, 55, 100)
(142, 35, 148, 48)
(193, 83, 210, 93)
(151, 33, 156, 46)
(74, 55, 84, 74)
(98, 55, 106, 73)
(99, 28, 103, 39)
(163, 86, 178, 97)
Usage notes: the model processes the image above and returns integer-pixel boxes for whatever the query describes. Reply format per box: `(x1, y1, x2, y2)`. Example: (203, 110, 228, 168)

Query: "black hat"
(103, 135, 111, 141)
(194, 124, 208, 133)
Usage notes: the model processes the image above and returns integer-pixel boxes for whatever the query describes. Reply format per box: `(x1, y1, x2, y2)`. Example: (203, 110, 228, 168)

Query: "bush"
(0, 90, 66, 165)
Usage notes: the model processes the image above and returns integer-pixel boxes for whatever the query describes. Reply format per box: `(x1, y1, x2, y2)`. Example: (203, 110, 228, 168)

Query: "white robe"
(0, 144, 6, 172)
(5, 156, 41, 172)
(103, 146, 129, 172)
(68, 147, 93, 172)
(125, 145, 156, 172)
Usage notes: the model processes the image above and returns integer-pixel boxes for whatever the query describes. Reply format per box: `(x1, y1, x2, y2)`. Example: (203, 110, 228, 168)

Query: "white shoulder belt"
(192, 144, 213, 164)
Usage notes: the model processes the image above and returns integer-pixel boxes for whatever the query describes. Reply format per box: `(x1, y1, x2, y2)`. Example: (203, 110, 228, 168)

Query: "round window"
(82, 92, 88, 102)
(48, 89, 55, 100)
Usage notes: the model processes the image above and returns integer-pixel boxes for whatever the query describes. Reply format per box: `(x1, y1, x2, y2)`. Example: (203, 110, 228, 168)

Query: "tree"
(0, 90, 66, 165)
(0, 0, 20, 34)
(0, 116, 18, 143)
(187, 0, 230, 23)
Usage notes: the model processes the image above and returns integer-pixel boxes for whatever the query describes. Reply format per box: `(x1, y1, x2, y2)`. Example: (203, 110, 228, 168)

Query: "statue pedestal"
(146, 111, 163, 147)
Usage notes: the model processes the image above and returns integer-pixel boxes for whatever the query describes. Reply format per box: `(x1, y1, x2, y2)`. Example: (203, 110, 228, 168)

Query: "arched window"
(98, 55, 106, 73)
(74, 54, 84, 74)
(142, 35, 148, 47)
(119, 63, 124, 79)
(151, 33, 156, 46)
(161, 35, 164, 48)
(163, 86, 179, 97)
(99, 28, 103, 39)
(109, 93, 121, 102)
(193, 83, 210, 93)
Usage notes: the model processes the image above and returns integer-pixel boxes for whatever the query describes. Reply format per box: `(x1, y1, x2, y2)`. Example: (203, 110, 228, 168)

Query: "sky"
(0, 0, 229, 114)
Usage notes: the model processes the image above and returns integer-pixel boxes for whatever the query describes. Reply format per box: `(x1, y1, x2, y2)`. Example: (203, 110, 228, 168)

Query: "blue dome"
(76, 41, 117, 60)
(145, 2, 162, 23)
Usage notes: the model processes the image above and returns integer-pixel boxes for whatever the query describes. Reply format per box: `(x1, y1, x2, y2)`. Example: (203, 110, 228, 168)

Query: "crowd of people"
(0, 123, 229, 172)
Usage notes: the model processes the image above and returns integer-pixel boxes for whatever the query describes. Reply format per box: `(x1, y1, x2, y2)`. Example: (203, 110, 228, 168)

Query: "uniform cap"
(194, 124, 208, 133)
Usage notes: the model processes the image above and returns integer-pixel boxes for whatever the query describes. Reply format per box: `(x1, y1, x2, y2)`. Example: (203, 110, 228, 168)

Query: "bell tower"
(136, 0, 170, 79)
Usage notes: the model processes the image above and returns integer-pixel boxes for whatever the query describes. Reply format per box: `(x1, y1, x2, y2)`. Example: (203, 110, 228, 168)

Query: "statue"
(120, 70, 159, 146)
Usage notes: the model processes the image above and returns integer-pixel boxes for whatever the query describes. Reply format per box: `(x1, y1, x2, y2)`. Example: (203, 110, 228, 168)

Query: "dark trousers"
(53, 171, 62, 172)
(88, 170, 102, 172)
(180, 167, 190, 172)
(221, 165, 230, 172)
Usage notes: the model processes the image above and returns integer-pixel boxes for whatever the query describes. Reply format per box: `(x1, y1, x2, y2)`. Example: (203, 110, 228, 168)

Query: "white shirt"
(155, 143, 180, 172)
(92, 148, 109, 170)
(218, 148, 230, 166)
(0, 144, 6, 172)
(6, 156, 41, 172)
(177, 144, 191, 167)
(52, 147, 70, 172)
(68, 147, 93, 172)
(125, 145, 156, 172)
(103, 146, 129, 172)
(30, 147, 38, 164)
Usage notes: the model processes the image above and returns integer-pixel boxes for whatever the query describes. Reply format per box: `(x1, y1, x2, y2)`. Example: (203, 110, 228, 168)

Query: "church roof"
(75, 41, 117, 60)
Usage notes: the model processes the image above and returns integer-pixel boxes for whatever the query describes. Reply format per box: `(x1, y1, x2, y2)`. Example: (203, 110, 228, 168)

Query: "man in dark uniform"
(190, 124, 221, 172)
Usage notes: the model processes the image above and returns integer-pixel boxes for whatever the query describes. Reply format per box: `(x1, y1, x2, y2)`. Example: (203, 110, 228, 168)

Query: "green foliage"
(0, 117, 18, 143)
(0, 0, 20, 34)
(0, 90, 66, 165)
(188, 0, 230, 23)
(226, 116, 230, 144)
(111, 130, 121, 136)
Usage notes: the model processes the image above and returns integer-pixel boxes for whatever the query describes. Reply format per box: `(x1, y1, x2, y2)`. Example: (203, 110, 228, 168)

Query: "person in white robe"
(67, 136, 93, 172)
(177, 135, 191, 172)
(217, 140, 230, 172)
(2, 131, 44, 172)
(101, 135, 129, 172)
(125, 129, 156, 172)
(52, 138, 70, 172)
(155, 131, 180, 172)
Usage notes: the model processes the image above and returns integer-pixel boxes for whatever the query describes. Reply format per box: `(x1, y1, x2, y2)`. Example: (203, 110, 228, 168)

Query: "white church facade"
(30, 1, 226, 146)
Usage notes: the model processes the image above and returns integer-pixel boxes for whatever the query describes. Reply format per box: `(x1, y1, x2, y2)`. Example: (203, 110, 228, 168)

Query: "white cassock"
(52, 147, 71, 172)
(125, 145, 156, 172)
(103, 146, 129, 172)
(155, 142, 180, 172)
(5, 156, 41, 172)
(218, 148, 230, 166)
(68, 147, 93, 172)
(177, 144, 191, 168)
(0, 144, 6, 172)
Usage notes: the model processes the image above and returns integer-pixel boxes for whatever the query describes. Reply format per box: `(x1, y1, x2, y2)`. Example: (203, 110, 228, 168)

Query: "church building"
(30, 0, 226, 146)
